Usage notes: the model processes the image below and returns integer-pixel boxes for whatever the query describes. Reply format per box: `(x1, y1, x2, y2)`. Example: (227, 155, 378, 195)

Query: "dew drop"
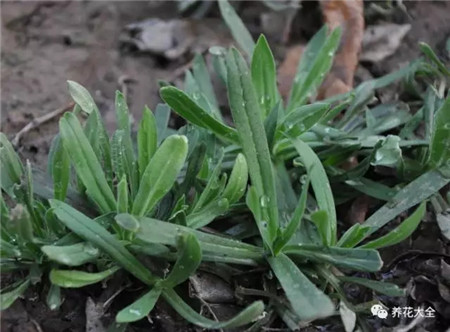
(260, 195, 270, 208)
(129, 309, 141, 316)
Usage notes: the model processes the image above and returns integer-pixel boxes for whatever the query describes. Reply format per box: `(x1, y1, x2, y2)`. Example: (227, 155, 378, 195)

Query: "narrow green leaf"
(187, 198, 229, 229)
(361, 170, 449, 242)
(117, 176, 129, 213)
(162, 288, 264, 329)
(346, 177, 396, 201)
(135, 216, 264, 262)
(67, 80, 96, 114)
(222, 153, 248, 204)
(111, 130, 138, 198)
(291, 138, 337, 244)
(138, 106, 157, 176)
(284, 245, 383, 272)
(275, 178, 310, 253)
(48, 135, 70, 201)
(160, 87, 239, 144)
(0, 133, 23, 195)
(50, 200, 157, 285)
(361, 202, 426, 249)
(281, 103, 329, 136)
(311, 210, 330, 245)
(192, 54, 220, 114)
(337, 224, 372, 248)
(114, 92, 137, 193)
(251, 35, 278, 116)
(42, 242, 99, 266)
(289, 27, 341, 110)
(218, 0, 255, 58)
(46, 284, 61, 310)
(210, 46, 228, 84)
(115, 213, 140, 232)
(84, 108, 114, 190)
(154, 103, 171, 141)
(419, 42, 450, 76)
(264, 102, 280, 149)
(115, 91, 131, 136)
(429, 96, 450, 168)
(226, 47, 279, 248)
(339, 276, 405, 296)
(0, 279, 30, 310)
(179, 143, 206, 196)
(10, 204, 33, 244)
(116, 288, 161, 323)
(193, 151, 225, 211)
(59, 112, 116, 213)
(268, 254, 335, 320)
(159, 233, 202, 288)
(437, 211, 450, 240)
(50, 267, 119, 288)
(132, 135, 188, 216)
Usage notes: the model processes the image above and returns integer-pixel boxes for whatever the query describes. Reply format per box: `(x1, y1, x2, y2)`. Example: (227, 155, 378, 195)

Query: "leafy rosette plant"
(1, 1, 449, 329)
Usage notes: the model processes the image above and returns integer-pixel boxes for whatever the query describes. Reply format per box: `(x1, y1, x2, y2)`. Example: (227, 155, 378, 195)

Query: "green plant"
(1, 1, 449, 330)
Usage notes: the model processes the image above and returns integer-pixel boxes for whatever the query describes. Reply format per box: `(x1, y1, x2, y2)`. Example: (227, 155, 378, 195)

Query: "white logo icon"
(371, 304, 388, 319)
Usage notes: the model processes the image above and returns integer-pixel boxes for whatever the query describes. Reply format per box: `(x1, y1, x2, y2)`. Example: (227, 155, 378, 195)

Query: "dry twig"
(12, 102, 75, 147)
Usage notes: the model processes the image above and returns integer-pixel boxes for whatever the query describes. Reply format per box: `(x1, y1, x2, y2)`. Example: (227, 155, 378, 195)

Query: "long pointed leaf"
(132, 135, 188, 216)
(361, 170, 449, 242)
(162, 288, 264, 329)
(268, 254, 335, 321)
(0, 279, 30, 310)
(116, 288, 161, 323)
(251, 35, 278, 116)
(226, 47, 279, 248)
(283, 245, 383, 272)
(59, 113, 116, 213)
(50, 267, 119, 288)
(361, 201, 426, 249)
(159, 233, 201, 288)
(218, 0, 255, 58)
(291, 138, 337, 244)
(50, 200, 157, 285)
(160, 87, 239, 144)
(138, 106, 157, 176)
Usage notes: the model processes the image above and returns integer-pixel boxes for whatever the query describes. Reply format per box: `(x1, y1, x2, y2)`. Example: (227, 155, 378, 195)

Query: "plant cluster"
(1, 1, 449, 330)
